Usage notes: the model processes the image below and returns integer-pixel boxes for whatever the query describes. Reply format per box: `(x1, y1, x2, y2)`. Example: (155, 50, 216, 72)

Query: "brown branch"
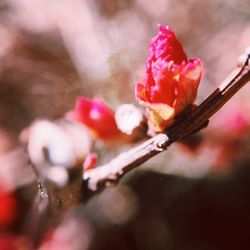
(83, 53, 250, 192)
(84, 133, 170, 191)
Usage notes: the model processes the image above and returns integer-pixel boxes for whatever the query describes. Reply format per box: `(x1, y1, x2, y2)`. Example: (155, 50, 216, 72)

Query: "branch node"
(154, 133, 169, 151)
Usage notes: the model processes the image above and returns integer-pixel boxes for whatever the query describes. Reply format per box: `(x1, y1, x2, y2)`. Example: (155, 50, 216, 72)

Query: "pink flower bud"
(66, 97, 122, 140)
(135, 25, 202, 132)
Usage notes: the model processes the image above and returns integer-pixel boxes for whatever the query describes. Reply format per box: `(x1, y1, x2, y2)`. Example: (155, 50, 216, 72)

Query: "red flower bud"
(0, 187, 16, 228)
(135, 25, 202, 132)
(66, 97, 122, 140)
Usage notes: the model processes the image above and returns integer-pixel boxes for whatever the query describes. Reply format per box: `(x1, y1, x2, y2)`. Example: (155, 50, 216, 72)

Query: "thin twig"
(29, 161, 49, 204)
(83, 54, 250, 192)
(23, 162, 49, 242)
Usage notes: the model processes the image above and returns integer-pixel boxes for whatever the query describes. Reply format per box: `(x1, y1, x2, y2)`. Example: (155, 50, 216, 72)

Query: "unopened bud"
(115, 104, 146, 136)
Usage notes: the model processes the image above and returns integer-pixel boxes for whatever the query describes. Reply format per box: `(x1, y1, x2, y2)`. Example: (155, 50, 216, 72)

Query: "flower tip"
(157, 24, 168, 30)
(157, 24, 173, 35)
(157, 24, 165, 29)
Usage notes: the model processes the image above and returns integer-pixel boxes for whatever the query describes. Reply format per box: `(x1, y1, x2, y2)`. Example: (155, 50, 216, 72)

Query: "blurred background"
(0, 0, 250, 249)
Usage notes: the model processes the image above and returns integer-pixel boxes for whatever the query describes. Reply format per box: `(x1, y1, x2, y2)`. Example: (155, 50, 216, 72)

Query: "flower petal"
(135, 83, 149, 102)
(140, 101, 175, 132)
(174, 59, 202, 113)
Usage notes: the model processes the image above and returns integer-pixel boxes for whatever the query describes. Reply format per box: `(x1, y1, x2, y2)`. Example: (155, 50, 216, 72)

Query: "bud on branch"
(83, 36, 250, 193)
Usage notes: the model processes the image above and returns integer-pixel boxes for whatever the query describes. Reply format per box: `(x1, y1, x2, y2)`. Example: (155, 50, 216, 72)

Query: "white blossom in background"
(21, 119, 93, 186)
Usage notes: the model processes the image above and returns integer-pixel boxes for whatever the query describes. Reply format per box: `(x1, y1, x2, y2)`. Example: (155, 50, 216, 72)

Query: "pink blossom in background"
(66, 97, 122, 140)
